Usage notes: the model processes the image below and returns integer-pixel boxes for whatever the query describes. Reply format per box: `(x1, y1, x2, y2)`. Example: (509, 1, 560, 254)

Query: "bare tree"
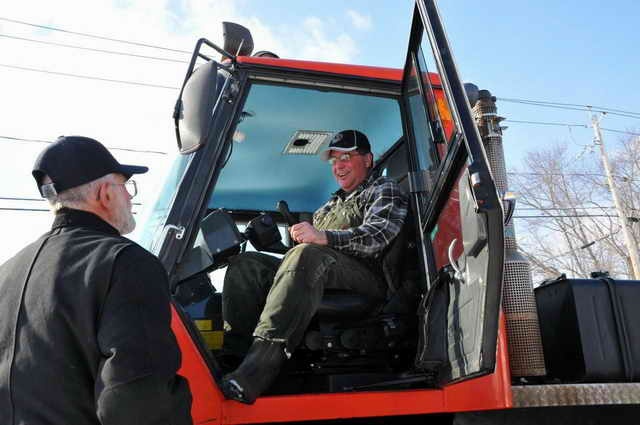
(509, 136, 639, 281)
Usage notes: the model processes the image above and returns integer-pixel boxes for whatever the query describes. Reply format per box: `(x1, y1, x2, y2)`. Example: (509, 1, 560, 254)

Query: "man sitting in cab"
(221, 129, 409, 403)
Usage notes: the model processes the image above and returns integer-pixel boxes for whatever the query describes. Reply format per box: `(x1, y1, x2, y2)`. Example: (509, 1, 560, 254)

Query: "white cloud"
(0, 0, 365, 263)
(347, 9, 372, 31)
(298, 17, 358, 63)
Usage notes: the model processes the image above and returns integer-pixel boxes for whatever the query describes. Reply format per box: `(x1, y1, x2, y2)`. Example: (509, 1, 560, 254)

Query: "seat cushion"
(317, 290, 381, 320)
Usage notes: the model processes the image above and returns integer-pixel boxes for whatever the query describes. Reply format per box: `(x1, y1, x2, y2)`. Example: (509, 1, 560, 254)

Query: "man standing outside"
(0, 136, 192, 425)
(221, 129, 408, 404)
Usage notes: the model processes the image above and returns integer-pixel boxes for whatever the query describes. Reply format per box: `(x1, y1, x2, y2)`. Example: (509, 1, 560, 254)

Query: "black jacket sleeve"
(94, 245, 192, 425)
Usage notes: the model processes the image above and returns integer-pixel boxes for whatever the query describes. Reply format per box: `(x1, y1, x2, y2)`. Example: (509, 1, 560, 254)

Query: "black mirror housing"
(174, 60, 223, 153)
(222, 22, 254, 56)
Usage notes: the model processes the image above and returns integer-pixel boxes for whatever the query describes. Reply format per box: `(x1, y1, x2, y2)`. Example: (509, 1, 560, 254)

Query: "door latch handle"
(502, 192, 517, 226)
(448, 238, 465, 283)
(150, 224, 186, 254)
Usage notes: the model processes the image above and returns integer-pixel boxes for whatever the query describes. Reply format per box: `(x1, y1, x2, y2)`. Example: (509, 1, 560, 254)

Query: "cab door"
(401, 1, 505, 383)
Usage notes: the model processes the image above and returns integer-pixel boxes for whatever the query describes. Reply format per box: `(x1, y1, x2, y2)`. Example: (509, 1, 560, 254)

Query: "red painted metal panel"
(431, 172, 463, 270)
(219, 315, 512, 424)
(172, 305, 223, 425)
(237, 56, 403, 81)
(442, 313, 513, 412)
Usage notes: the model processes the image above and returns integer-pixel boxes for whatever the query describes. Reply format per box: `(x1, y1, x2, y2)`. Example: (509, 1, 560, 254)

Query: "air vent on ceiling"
(282, 130, 334, 155)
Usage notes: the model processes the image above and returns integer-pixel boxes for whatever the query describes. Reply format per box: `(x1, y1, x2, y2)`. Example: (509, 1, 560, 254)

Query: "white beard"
(116, 208, 136, 235)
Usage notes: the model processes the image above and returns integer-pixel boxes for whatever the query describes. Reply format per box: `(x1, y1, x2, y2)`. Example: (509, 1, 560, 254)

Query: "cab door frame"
(400, 0, 505, 384)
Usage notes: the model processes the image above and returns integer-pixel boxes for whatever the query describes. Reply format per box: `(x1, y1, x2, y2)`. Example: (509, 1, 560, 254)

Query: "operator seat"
(305, 198, 419, 358)
(316, 215, 415, 321)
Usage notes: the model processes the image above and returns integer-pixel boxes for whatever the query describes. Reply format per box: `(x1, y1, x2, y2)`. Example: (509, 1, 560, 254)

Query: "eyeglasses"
(328, 152, 360, 166)
(111, 180, 138, 198)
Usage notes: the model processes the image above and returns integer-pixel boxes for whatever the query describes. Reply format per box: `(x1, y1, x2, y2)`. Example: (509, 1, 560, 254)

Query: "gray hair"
(42, 174, 118, 213)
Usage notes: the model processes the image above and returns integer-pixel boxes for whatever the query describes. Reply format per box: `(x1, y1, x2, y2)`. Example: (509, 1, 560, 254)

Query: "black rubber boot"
(220, 338, 287, 404)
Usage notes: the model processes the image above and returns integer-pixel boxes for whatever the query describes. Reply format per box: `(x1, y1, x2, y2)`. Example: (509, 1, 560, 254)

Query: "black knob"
(277, 200, 297, 226)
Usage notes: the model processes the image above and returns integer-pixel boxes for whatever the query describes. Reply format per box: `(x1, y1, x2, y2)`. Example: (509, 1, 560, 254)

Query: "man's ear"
(366, 153, 373, 168)
(96, 181, 112, 209)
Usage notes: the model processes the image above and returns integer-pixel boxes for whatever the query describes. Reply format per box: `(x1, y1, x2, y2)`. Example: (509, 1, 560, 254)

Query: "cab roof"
(237, 56, 404, 82)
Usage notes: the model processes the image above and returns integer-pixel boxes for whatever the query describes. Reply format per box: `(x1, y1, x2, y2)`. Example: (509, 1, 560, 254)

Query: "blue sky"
(436, 0, 639, 161)
(0, 0, 638, 262)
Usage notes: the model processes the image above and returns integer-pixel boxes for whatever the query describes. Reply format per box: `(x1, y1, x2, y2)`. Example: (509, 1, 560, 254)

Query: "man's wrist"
(323, 230, 341, 247)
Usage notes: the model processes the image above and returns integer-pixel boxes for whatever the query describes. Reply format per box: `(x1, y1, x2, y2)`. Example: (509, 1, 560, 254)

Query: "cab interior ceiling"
(208, 82, 404, 214)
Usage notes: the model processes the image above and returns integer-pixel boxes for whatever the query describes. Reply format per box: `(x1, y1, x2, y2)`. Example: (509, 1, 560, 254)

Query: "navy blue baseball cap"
(320, 129, 371, 161)
(32, 136, 148, 197)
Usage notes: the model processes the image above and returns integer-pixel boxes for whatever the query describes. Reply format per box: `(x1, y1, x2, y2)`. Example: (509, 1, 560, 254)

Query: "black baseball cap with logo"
(32, 136, 148, 198)
(320, 129, 371, 161)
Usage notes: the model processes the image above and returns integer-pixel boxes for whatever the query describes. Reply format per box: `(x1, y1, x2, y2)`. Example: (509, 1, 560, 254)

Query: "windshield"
(135, 152, 193, 252)
(209, 82, 403, 214)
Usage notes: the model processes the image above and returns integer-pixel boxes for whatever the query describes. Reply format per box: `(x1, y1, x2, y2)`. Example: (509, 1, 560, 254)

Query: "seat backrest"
(371, 140, 421, 311)
(381, 214, 410, 294)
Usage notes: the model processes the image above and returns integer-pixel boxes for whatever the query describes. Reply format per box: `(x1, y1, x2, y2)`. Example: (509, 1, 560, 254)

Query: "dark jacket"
(0, 208, 192, 425)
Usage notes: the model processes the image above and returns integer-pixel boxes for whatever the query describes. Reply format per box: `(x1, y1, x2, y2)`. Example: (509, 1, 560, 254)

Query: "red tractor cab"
(136, 1, 640, 424)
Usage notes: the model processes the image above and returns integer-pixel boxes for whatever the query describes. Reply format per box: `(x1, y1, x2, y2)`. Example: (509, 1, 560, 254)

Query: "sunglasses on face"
(328, 152, 361, 165)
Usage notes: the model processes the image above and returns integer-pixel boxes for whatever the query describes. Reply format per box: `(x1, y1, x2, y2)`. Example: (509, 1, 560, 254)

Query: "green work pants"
(222, 243, 385, 355)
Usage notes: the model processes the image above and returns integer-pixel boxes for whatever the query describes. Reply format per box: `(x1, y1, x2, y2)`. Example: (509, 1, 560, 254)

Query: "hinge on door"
(408, 170, 434, 194)
(467, 162, 496, 212)
(165, 224, 186, 240)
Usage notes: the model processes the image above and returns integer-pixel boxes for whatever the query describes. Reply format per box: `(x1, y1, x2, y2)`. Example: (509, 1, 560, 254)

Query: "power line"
(514, 214, 635, 219)
(509, 171, 604, 177)
(0, 16, 190, 54)
(505, 119, 587, 128)
(498, 98, 600, 113)
(0, 207, 138, 214)
(0, 196, 50, 202)
(497, 97, 640, 119)
(601, 111, 640, 120)
(0, 63, 179, 90)
(507, 171, 636, 181)
(0, 196, 142, 206)
(0, 135, 167, 155)
(600, 128, 640, 137)
(0, 207, 49, 212)
(497, 98, 640, 115)
(3, 16, 640, 121)
(0, 33, 188, 64)
(516, 206, 619, 211)
(493, 119, 640, 137)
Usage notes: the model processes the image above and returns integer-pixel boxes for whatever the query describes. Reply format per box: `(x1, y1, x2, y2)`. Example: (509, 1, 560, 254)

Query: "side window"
(404, 55, 440, 194)
(418, 35, 458, 153)
(404, 26, 461, 178)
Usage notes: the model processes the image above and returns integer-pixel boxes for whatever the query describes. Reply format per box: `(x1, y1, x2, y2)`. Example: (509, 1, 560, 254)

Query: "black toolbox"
(534, 275, 640, 382)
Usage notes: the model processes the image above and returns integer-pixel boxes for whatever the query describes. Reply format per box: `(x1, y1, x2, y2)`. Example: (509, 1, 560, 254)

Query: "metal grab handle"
(502, 192, 517, 226)
(448, 238, 465, 283)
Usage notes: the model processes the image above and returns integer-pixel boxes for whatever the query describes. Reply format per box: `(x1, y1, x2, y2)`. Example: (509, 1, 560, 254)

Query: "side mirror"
(173, 60, 222, 153)
(222, 22, 254, 56)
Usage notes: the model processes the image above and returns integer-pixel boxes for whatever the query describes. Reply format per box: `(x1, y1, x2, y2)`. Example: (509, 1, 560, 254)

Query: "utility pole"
(590, 111, 640, 279)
